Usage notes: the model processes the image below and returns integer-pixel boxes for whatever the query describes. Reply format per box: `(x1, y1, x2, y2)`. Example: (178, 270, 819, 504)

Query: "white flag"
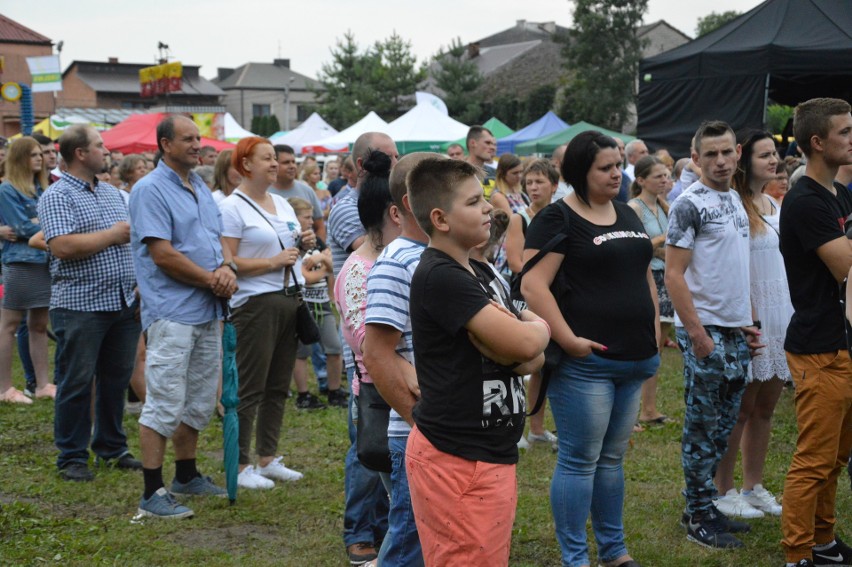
(415, 91, 448, 115)
(26, 55, 62, 93)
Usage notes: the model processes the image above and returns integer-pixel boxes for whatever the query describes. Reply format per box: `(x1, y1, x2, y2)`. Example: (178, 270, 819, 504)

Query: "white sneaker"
(528, 430, 558, 444)
(237, 465, 275, 489)
(257, 457, 303, 482)
(517, 436, 530, 450)
(713, 488, 765, 518)
(741, 484, 782, 516)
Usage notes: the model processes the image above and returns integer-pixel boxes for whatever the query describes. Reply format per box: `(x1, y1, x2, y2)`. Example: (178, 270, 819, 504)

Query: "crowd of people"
(0, 97, 851, 567)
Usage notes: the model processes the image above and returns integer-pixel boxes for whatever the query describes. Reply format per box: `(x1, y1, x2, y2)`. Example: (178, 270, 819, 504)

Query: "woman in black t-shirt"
(521, 131, 660, 567)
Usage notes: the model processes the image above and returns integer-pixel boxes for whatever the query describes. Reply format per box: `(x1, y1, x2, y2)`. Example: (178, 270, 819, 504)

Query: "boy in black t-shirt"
(405, 158, 550, 567)
(779, 98, 852, 567)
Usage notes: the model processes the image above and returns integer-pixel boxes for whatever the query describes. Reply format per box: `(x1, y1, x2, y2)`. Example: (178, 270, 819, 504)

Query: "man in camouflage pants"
(665, 120, 763, 550)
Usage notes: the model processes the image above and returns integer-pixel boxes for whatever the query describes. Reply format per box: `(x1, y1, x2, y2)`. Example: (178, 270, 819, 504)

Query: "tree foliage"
(560, 0, 648, 130)
(314, 31, 426, 128)
(433, 38, 483, 124)
(250, 115, 280, 137)
(695, 10, 741, 37)
(766, 104, 794, 134)
(482, 85, 557, 130)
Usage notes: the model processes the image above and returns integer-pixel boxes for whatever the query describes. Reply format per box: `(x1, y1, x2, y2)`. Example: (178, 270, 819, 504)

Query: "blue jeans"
(378, 434, 424, 567)
(51, 306, 140, 469)
(343, 367, 389, 547)
(311, 342, 328, 391)
(549, 352, 659, 567)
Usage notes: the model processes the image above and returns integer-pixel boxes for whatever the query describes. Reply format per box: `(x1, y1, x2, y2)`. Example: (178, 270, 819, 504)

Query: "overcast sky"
(6, 0, 762, 80)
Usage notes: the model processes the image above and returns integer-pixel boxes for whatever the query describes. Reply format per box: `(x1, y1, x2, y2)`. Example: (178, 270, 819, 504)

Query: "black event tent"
(637, 0, 852, 155)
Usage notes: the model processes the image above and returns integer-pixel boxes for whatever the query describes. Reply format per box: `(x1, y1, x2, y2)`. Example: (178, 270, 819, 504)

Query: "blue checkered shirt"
(38, 172, 136, 312)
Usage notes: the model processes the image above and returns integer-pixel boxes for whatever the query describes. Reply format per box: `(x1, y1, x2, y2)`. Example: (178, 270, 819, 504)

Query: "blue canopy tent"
(496, 111, 570, 155)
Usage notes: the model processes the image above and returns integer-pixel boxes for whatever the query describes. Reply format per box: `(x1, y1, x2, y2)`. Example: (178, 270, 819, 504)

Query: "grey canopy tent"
(637, 0, 852, 154)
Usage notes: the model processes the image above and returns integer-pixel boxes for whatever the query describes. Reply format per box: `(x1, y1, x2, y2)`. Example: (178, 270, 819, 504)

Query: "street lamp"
(284, 76, 295, 131)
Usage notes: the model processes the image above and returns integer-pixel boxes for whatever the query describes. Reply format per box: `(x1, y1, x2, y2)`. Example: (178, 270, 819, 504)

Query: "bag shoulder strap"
(235, 192, 301, 290)
(519, 199, 571, 278)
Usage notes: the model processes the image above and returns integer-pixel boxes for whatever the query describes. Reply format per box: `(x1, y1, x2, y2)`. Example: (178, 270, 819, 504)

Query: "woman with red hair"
(219, 137, 316, 489)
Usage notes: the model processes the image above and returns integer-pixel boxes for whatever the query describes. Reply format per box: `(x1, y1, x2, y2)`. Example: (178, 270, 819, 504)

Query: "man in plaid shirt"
(38, 125, 141, 483)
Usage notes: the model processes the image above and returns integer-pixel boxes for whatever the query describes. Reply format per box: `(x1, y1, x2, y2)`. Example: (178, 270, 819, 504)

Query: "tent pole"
(762, 73, 770, 128)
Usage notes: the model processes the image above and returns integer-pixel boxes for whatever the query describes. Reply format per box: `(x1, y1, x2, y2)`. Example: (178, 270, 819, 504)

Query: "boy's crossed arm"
(466, 301, 550, 375)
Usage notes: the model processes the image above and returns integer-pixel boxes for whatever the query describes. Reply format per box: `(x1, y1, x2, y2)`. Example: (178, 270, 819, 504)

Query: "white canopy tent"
(301, 111, 390, 154)
(268, 112, 338, 153)
(385, 103, 469, 153)
(224, 113, 255, 143)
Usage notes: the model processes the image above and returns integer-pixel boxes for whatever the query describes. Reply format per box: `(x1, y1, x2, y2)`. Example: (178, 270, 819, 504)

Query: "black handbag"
(235, 192, 321, 344)
(511, 199, 571, 416)
(355, 369, 392, 473)
(288, 266, 321, 345)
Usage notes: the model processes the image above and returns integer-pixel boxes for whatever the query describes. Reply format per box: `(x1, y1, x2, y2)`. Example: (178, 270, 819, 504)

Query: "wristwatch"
(222, 260, 238, 275)
(751, 320, 762, 330)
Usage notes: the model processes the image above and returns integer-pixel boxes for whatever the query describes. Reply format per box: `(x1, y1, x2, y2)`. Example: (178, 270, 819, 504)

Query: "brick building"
(58, 58, 224, 111)
(0, 14, 55, 137)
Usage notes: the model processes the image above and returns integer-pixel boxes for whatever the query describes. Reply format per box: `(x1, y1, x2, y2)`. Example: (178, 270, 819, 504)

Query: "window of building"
(253, 104, 272, 118)
(296, 105, 311, 123)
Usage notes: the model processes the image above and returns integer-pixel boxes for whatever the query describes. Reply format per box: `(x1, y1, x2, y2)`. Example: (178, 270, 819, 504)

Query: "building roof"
(0, 14, 52, 45)
(213, 61, 320, 91)
(474, 20, 570, 48)
(472, 40, 542, 75)
(65, 60, 224, 97)
(637, 19, 692, 42)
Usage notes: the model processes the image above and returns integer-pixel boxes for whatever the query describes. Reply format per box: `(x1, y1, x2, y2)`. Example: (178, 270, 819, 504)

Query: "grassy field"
(0, 347, 848, 566)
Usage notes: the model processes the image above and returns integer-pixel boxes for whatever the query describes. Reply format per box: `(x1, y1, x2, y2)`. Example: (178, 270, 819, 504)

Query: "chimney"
(517, 19, 527, 29)
(273, 58, 290, 68)
(542, 22, 556, 34)
(218, 67, 235, 81)
(108, 57, 118, 64)
(467, 42, 480, 59)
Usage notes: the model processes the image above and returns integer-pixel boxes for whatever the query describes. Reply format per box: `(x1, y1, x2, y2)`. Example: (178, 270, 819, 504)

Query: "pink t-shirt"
(333, 252, 374, 396)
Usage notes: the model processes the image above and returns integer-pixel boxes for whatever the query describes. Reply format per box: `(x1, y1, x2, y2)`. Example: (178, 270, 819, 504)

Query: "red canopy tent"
(100, 113, 235, 154)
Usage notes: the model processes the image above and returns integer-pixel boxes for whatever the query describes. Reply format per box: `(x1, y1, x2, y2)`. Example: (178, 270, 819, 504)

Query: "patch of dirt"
(168, 525, 280, 554)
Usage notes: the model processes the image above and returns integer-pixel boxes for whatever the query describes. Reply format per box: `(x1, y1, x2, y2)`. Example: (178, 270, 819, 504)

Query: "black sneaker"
(97, 452, 143, 470)
(712, 504, 751, 533)
(347, 542, 377, 566)
(59, 462, 94, 482)
(296, 392, 327, 410)
(327, 389, 348, 408)
(685, 509, 743, 549)
(813, 535, 852, 566)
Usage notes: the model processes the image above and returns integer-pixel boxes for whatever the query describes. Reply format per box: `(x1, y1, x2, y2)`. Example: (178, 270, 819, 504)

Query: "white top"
(220, 190, 304, 308)
(667, 181, 751, 327)
(748, 199, 793, 381)
(212, 189, 226, 204)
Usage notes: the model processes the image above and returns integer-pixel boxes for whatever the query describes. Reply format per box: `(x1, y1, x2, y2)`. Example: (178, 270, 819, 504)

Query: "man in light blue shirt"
(130, 115, 237, 519)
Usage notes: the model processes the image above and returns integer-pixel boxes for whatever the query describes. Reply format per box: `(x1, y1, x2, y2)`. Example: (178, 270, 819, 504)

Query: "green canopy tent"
(439, 117, 514, 152)
(514, 121, 636, 155)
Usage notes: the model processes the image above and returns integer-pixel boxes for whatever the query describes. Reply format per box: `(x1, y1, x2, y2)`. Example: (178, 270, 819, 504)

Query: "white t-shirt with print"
(220, 190, 304, 308)
(667, 181, 751, 328)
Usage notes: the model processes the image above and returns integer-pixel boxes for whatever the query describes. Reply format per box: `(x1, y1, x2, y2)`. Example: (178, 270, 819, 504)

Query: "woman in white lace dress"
(713, 129, 793, 519)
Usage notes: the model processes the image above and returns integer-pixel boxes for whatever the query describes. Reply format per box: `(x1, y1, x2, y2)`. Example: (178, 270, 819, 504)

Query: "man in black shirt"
(779, 97, 852, 567)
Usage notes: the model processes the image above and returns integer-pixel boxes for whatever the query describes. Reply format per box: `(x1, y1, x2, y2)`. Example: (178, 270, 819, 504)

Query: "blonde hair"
(287, 197, 313, 214)
(300, 163, 320, 189)
(5, 137, 48, 198)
